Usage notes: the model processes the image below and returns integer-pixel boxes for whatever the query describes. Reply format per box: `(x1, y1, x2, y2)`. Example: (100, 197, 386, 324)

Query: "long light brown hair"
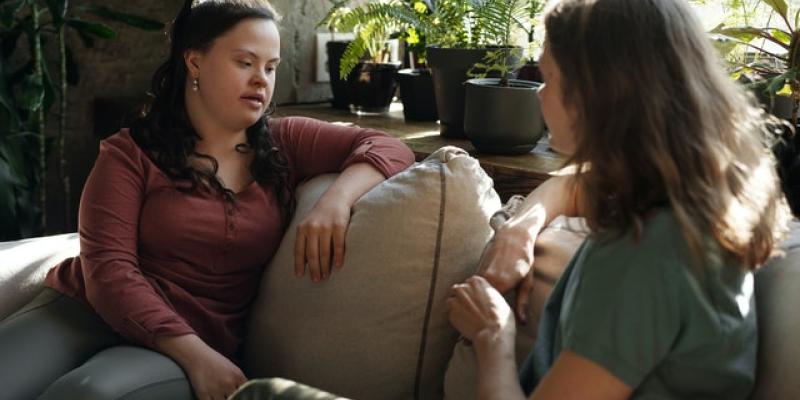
(544, 0, 791, 269)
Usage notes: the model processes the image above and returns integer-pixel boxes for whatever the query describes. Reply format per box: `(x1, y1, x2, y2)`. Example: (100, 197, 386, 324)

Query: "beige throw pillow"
(243, 146, 501, 400)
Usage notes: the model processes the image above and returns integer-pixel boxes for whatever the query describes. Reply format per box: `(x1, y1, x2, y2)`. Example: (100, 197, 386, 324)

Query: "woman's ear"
(184, 49, 203, 78)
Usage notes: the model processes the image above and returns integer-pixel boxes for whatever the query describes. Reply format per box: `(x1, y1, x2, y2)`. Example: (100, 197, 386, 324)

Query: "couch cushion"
(243, 147, 501, 400)
(443, 216, 587, 400)
(751, 219, 800, 400)
(0, 233, 79, 321)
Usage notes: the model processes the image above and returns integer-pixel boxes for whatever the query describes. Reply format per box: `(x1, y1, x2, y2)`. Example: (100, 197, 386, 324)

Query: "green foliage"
(323, 0, 435, 79)
(325, 0, 544, 79)
(316, 0, 351, 35)
(333, 1, 416, 78)
(709, 0, 800, 124)
(0, 0, 163, 240)
(467, 0, 540, 86)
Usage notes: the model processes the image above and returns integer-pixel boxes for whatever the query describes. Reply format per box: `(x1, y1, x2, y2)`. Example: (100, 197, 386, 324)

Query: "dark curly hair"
(130, 0, 293, 224)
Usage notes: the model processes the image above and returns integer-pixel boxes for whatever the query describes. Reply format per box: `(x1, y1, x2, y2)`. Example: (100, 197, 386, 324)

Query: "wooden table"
(275, 102, 565, 200)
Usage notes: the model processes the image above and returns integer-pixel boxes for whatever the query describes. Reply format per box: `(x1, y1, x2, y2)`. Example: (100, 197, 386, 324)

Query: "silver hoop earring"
(192, 77, 199, 91)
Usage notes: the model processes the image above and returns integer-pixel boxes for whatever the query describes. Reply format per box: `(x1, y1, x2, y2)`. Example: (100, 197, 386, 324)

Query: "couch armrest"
(0, 233, 79, 321)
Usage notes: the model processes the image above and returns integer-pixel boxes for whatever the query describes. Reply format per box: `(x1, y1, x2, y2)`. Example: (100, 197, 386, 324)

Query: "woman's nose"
(251, 71, 268, 88)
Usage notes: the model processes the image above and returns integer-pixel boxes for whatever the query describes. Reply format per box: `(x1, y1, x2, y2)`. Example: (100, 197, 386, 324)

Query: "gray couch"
(0, 220, 798, 399)
(751, 219, 800, 399)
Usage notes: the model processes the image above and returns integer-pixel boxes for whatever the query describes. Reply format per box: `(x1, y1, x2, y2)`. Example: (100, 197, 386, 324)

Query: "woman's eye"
(239, 61, 252, 67)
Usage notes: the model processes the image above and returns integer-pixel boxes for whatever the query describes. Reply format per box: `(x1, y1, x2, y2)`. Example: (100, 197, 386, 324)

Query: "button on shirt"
(44, 116, 415, 361)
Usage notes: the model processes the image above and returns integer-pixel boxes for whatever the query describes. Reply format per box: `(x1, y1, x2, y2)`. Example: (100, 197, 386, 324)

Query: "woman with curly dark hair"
(0, 1, 413, 399)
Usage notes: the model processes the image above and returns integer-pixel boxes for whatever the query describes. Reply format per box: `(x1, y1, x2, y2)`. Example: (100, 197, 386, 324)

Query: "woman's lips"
(241, 97, 263, 110)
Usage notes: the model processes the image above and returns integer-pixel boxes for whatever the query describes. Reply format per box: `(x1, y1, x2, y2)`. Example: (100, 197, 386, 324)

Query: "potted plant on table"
(335, 7, 402, 116)
(421, 0, 531, 139)
(334, 0, 438, 121)
(423, 0, 493, 138)
(463, 0, 545, 155)
(515, 0, 545, 82)
(318, 0, 356, 110)
(394, 1, 438, 122)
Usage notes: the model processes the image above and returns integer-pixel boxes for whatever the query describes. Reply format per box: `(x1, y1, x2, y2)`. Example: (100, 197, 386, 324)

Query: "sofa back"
(751, 220, 800, 399)
(243, 147, 501, 400)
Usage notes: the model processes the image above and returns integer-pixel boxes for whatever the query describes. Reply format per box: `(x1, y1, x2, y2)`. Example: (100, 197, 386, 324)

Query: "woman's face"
(184, 18, 281, 132)
(538, 43, 578, 156)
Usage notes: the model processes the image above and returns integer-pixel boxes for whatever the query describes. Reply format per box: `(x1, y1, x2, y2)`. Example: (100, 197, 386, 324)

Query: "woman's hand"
(478, 224, 539, 323)
(185, 347, 248, 400)
(155, 334, 247, 400)
(479, 174, 580, 322)
(292, 163, 386, 283)
(294, 199, 351, 282)
(447, 276, 516, 349)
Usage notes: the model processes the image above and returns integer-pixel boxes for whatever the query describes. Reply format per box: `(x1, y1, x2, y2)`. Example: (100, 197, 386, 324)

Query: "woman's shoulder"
(100, 128, 143, 155)
(95, 129, 153, 175)
(586, 209, 688, 265)
(269, 116, 323, 133)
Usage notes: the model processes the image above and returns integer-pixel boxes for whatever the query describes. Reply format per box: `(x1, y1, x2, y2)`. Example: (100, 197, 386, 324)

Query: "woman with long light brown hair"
(448, 0, 794, 398)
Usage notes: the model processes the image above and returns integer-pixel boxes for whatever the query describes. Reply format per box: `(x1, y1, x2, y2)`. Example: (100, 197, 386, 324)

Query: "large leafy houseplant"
(0, 0, 163, 240)
(711, 0, 800, 125)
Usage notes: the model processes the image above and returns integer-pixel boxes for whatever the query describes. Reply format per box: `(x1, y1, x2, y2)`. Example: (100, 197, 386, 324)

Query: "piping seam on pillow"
(413, 161, 447, 399)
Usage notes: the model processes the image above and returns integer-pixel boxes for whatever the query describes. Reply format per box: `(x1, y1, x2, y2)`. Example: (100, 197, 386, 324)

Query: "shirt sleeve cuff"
(122, 316, 197, 349)
(340, 138, 414, 178)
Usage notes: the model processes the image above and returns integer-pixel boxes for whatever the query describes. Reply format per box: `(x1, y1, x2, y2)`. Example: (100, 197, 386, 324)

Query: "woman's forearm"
(154, 333, 209, 367)
(474, 332, 530, 400)
(317, 162, 386, 207)
(500, 174, 579, 237)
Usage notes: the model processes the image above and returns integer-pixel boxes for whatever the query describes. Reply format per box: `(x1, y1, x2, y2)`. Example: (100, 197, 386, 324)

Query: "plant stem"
(740, 41, 787, 62)
(32, 2, 47, 232)
(59, 21, 70, 230)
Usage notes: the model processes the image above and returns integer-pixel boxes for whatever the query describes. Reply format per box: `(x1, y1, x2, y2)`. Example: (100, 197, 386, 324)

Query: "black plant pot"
(516, 61, 542, 83)
(396, 68, 438, 122)
(347, 62, 401, 115)
(426, 46, 493, 138)
(464, 78, 545, 155)
(327, 41, 353, 110)
(759, 92, 793, 122)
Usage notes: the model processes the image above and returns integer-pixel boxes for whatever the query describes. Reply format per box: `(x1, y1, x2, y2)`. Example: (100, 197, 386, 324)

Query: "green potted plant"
(334, 0, 438, 121)
(419, 0, 529, 138)
(329, 0, 507, 132)
(711, 0, 800, 125)
(0, 0, 163, 240)
(515, 0, 545, 82)
(318, 0, 356, 110)
(335, 3, 402, 116)
(463, 0, 545, 154)
(423, 0, 493, 138)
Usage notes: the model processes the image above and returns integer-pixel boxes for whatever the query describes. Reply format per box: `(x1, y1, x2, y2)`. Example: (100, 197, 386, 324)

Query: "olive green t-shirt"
(520, 210, 756, 399)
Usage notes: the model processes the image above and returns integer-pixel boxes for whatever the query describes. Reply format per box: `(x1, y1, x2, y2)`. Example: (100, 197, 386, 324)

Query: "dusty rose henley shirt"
(44, 116, 415, 361)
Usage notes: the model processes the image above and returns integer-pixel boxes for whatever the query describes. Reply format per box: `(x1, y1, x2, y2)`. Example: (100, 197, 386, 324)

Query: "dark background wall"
(46, 0, 355, 234)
